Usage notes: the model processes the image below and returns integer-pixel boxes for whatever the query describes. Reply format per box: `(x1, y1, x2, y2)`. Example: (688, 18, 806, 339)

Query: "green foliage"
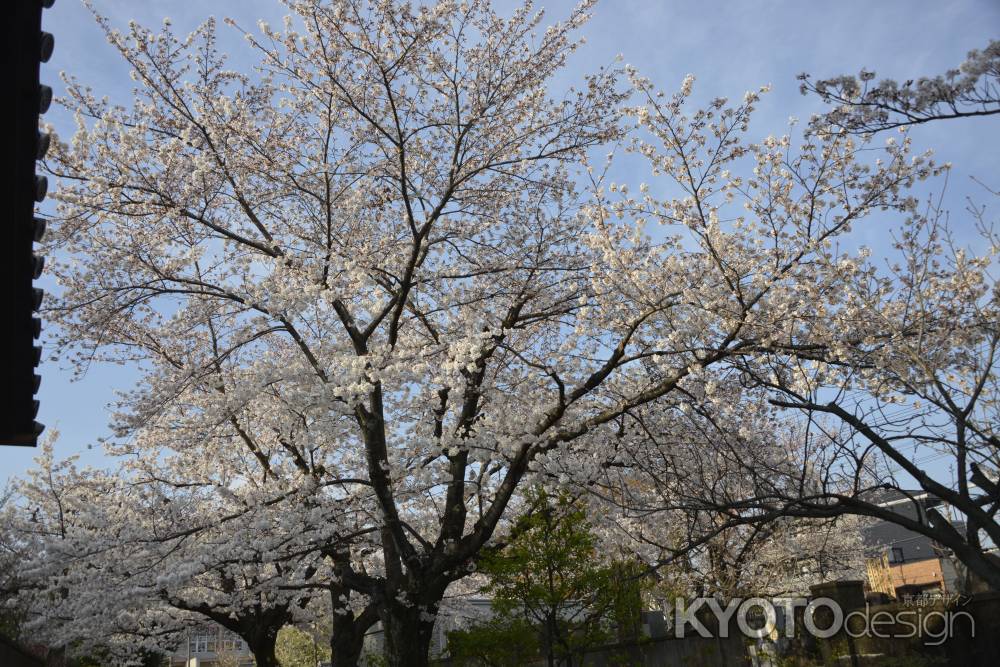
(605, 559, 648, 643)
(447, 617, 540, 667)
(275, 625, 330, 667)
(362, 651, 388, 667)
(69, 652, 110, 667)
(452, 488, 647, 666)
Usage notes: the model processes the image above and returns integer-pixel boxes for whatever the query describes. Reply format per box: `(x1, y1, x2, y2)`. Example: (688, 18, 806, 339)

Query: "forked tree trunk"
(242, 619, 283, 667)
(331, 606, 378, 667)
(380, 595, 441, 667)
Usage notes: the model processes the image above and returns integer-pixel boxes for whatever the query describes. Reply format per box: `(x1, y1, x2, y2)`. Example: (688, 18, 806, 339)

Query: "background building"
(166, 626, 255, 667)
(863, 489, 965, 599)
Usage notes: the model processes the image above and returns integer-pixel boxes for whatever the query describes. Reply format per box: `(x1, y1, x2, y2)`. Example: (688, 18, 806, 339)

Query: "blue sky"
(4, 0, 998, 483)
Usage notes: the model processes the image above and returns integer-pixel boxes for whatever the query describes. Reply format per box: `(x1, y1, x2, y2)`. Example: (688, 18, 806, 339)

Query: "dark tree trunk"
(244, 622, 283, 667)
(381, 595, 441, 667)
(248, 639, 280, 667)
(545, 612, 558, 667)
(331, 628, 366, 667)
(331, 606, 379, 667)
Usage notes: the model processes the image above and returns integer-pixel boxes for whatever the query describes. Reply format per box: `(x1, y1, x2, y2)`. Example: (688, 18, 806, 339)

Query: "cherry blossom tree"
(799, 39, 1000, 135)
(736, 200, 1000, 589)
(39, 1, 942, 664)
(539, 66, 945, 595)
(10, 433, 351, 667)
(590, 197, 1000, 591)
(45, 1, 626, 663)
(0, 484, 27, 643)
(690, 43, 1000, 591)
(582, 381, 870, 599)
(9, 437, 181, 661)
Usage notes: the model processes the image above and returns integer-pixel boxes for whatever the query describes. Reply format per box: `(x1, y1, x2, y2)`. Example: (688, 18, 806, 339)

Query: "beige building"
(166, 626, 255, 667)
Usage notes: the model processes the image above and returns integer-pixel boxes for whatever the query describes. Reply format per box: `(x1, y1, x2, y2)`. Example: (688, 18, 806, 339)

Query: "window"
(189, 634, 210, 653)
(222, 633, 246, 652)
(888, 547, 904, 564)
